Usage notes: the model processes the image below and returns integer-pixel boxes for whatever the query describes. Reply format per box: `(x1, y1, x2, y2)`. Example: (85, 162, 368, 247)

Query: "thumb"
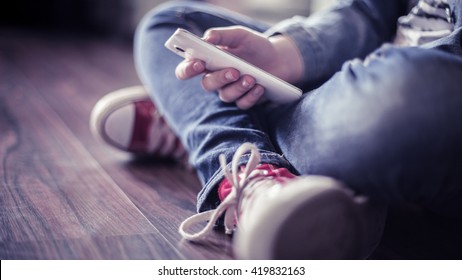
(202, 26, 251, 48)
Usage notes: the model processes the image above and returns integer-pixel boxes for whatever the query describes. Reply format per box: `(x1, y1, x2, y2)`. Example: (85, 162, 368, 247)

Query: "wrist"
(269, 35, 304, 84)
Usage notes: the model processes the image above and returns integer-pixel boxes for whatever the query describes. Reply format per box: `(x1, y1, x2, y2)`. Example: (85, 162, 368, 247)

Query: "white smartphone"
(164, 28, 302, 104)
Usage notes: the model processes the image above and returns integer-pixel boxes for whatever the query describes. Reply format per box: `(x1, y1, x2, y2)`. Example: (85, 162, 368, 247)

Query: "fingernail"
(242, 79, 251, 88)
(225, 71, 236, 81)
(203, 34, 211, 42)
(202, 31, 215, 43)
(193, 62, 203, 72)
(253, 87, 263, 97)
(202, 31, 211, 40)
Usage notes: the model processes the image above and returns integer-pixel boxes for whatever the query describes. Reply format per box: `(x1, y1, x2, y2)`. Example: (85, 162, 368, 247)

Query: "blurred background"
(0, 0, 336, 40)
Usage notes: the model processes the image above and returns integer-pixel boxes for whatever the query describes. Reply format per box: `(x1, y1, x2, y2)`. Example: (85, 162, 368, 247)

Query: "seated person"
(90, 0, 462, 259)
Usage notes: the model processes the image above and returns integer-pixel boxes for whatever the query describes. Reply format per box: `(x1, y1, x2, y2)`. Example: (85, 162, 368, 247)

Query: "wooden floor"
(0, 29, 233, 259)
(1, 29, 461, 260)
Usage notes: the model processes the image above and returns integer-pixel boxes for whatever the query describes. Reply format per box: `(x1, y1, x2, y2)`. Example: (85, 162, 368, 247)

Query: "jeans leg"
(134, 1, 293, 212)
(270, 32, 462, 218)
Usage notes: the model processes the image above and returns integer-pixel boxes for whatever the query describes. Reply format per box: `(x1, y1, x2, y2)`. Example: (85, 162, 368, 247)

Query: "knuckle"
(219, 86, 244, 103)
(175, 64, 187, 79)
(237, 86, 263, 109)
(236, 99, 251, 110)
(177, 60, 199, 80)
(238, 94, 257, 110)
(218, 90, 234, 103)
(202, 71, 229, 91)
(201, 73, 217, 91)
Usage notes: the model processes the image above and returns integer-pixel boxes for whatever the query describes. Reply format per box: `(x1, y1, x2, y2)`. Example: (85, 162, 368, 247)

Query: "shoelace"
(179, 143, 265, 240)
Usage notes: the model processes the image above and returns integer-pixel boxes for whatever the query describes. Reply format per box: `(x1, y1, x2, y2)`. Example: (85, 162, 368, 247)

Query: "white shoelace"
(179, 143, 264, 241)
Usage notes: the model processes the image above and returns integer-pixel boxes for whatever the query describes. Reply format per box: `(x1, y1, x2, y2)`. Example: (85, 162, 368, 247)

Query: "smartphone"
(164, 28, 302, 104)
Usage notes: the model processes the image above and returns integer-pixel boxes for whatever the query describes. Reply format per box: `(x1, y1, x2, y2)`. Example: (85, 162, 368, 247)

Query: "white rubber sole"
(90, 85, 151, 151)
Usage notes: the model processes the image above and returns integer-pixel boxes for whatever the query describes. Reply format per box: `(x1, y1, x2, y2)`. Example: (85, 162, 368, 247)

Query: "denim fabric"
(265, 0, 461, 90)
(134, 1, 293, 212)
(134, 0, 462, 218)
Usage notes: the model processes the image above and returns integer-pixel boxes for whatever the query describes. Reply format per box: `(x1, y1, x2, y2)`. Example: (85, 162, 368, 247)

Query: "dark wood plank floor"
(0, 29, 232, 259)
(1, 29, 461, 260)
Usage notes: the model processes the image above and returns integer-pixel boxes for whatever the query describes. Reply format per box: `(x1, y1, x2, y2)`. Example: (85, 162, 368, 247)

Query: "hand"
(175, 26, 304, 110)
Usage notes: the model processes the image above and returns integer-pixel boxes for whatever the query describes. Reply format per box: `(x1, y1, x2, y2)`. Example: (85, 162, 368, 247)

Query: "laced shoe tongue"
(178, 143, 262, 240)
(220, 164, 296, 222)
(218, 164, 295, 201)
(178, 143, 296, 241)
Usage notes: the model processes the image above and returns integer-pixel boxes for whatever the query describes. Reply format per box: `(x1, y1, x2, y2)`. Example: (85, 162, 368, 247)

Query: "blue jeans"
(134, 1, 462, 218)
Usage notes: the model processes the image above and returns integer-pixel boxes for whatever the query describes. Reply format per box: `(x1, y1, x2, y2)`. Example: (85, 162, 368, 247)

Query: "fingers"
(175, 26, 265, 109)
(202, 70, 253, 99)
(203, 73, 263, 110)
(235, 85, 264, 110)
(201, 68, 240, 92)
(177, 26, 251, 80)
(216, 75, 256, 102)
(177, 60, 264, 109)
(175, 59, 205, 80)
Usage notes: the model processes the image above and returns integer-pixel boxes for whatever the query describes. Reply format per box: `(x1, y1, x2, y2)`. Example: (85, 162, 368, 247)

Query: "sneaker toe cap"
(104, 104, 135, 149)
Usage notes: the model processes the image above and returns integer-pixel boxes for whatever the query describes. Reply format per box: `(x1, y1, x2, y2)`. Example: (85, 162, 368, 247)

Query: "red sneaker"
(90, 86, 186, 160)
(179, 143, 386, 259)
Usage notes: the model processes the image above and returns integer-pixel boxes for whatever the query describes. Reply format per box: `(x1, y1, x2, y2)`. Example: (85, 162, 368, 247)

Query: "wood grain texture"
(0, 30, 232, 259)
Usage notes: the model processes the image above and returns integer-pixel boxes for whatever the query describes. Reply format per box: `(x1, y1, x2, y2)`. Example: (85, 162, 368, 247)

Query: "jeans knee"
(362, 46, 462, 99)
(296, 46, 462, 203)
(338, 46, 462, 127)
